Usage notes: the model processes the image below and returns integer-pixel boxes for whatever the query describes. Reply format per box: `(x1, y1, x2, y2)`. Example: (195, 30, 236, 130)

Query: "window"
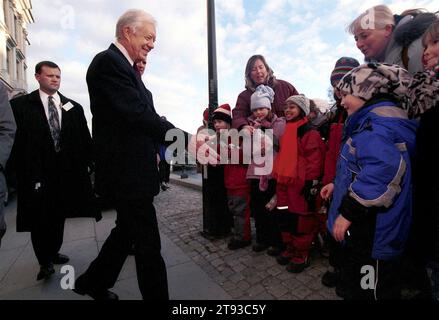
(16, 58, 20, 80)
(14, 15, 18, 40)
(6, 46, 11, 74)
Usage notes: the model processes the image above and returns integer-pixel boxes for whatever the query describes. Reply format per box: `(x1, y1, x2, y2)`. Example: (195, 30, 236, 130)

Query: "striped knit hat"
(212, 103, 232, 124)
(330, 57, 360, 87)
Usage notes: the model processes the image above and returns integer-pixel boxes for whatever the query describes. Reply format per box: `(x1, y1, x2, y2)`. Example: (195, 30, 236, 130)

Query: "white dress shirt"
(114, 40, 134, 67)
(39, 90, 62, 128)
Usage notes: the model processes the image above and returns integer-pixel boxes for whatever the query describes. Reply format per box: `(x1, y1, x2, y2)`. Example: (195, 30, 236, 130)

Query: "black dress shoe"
(266, 246, 282, 256)
(52, 253, 70, 264)
(227, 239, 251, 250)
(276, 255, 291, 266)
(252, 243, 268, 252)
(37, 263, 55, 281)
(73, 276, 119, 300)
(286, 259, 310, 273)
(321, 270, 340, 288)
(73, 287, 119, 300)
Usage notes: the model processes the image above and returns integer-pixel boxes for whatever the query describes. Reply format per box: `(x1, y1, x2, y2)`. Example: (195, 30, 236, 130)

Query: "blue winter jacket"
(327, 97, 418, 260)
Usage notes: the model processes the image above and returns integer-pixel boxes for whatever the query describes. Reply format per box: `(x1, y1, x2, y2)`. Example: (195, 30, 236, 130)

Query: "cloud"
(24, 0, 437, 134)
(260, 0, 288, 14)
(217, 0, 245, 21)
(28, 30, 68, 50)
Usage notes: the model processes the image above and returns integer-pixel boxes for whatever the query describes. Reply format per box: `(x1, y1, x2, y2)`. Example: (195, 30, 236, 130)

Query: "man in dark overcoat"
(73, 9, 174, 300)
(7, 61, 101, 281)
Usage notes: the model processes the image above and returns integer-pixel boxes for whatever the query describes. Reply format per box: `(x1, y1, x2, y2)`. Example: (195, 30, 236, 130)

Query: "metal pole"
(201, 0, 230, 239)
(207, 0, 218, 126)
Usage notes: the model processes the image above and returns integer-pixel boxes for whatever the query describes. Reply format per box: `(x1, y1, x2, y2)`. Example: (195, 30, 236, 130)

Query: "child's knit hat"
(336, 62, 411, 102)
(250, 85, 275, 111)
(284, 94, 310, 116)
(212, 103, 232, 124)
(330, 57, 360, 87)
(203, 107, 209, 122)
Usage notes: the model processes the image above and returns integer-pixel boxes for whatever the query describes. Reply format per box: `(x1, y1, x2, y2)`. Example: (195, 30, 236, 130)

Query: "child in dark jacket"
(320, 57, 359, 293)
(193, 106, 232, 239)
(272, 94, 326, 273)
(407, 20, 439, 299)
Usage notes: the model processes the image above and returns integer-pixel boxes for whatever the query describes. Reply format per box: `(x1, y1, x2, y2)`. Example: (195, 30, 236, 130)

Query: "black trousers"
(250, 179, 282, 248)
(158, 160, 170, 184)
(78, 196, 169, 300)
(30, 214, 65, 266)
(341, 214, 402, 300)
(326, 232, 344, 270)
(202, 165, 231, 237)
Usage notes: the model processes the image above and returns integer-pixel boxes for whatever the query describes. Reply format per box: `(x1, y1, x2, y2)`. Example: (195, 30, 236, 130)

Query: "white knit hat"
(250, 85, 275, 111)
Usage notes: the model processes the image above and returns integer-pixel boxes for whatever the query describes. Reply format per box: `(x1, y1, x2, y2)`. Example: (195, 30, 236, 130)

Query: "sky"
(25, 0, 438, 134)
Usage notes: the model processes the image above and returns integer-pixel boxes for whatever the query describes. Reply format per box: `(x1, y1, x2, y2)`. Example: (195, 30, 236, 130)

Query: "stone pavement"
(159, 176, 339, 300)
(0, 177, 339, 300)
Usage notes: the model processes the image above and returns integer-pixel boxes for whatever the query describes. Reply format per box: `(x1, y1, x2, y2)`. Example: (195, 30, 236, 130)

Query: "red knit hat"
(212, 103, 232, 124)
(203, 107, 209, 121)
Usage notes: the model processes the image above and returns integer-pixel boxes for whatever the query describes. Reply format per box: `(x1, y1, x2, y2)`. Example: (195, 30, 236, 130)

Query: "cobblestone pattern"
(154, 183, 340, 300)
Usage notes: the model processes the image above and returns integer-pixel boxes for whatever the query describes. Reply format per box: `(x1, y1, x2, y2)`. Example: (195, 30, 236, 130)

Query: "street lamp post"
(201, 0, 231, 239)
(207, 0, 218, 120)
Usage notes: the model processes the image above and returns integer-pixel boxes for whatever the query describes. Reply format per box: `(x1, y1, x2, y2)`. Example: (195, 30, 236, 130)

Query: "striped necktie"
(48, 96, 61, 152)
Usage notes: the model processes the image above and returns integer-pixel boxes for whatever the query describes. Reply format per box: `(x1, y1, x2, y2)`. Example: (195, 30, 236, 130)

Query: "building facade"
(0, 0, 33, 97)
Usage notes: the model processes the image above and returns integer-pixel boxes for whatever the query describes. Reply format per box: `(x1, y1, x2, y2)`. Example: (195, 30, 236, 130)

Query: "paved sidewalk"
(0, 180, 339, 300)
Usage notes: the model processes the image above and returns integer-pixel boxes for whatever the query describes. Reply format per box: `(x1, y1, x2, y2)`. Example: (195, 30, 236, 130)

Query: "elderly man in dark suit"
(7, 61, 101, 281)
(73, 9, 174, 300)
(0, 82, 16, 248)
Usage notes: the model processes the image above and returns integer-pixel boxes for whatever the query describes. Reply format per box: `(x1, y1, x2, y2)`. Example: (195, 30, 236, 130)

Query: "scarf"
(272, 118, 308, 185)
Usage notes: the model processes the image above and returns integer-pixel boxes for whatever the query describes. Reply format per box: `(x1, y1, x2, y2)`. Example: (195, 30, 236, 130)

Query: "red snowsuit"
(275, 121, 326, 264)
(318, 108, 346, 235)
(223, 136, 251, 242)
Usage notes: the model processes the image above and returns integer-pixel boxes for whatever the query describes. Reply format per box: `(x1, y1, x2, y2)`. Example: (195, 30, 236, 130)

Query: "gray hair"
(115, 9, 157, 39)
(348, 5, 395, 34)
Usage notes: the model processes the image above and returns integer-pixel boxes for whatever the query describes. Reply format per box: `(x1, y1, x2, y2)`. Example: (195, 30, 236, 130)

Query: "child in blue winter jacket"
(325, 62, 418, 300)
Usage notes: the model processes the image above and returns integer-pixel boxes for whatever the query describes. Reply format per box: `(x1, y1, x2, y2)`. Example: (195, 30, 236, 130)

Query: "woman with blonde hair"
(349, 4, 436, 74)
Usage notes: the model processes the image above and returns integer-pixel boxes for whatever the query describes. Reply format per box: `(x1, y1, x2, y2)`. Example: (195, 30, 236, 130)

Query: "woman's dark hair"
(244, 55, 277, 91)
(422, 19, 439, 48)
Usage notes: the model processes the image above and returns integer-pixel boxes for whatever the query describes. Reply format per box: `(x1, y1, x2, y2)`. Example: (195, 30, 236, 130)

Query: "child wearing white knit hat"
(246, 84, 286, 254)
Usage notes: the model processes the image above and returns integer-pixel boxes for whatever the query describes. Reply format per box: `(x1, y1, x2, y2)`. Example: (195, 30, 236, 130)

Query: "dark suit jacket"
(87, 44, 174, 200)
(8, 90, 101, 232)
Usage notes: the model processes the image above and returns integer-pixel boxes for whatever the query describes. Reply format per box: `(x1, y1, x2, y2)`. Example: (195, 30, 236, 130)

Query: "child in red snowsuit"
(211, 104, 252, 250)
(273, 94, 326, 273)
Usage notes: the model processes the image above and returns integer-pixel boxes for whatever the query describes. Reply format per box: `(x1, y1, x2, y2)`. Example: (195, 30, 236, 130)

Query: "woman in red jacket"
(273, 94, 326, 273)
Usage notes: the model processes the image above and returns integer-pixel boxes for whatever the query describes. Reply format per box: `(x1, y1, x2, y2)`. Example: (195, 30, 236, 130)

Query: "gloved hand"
(301, 180, 319, 211)
(301, 180, 318, 199)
